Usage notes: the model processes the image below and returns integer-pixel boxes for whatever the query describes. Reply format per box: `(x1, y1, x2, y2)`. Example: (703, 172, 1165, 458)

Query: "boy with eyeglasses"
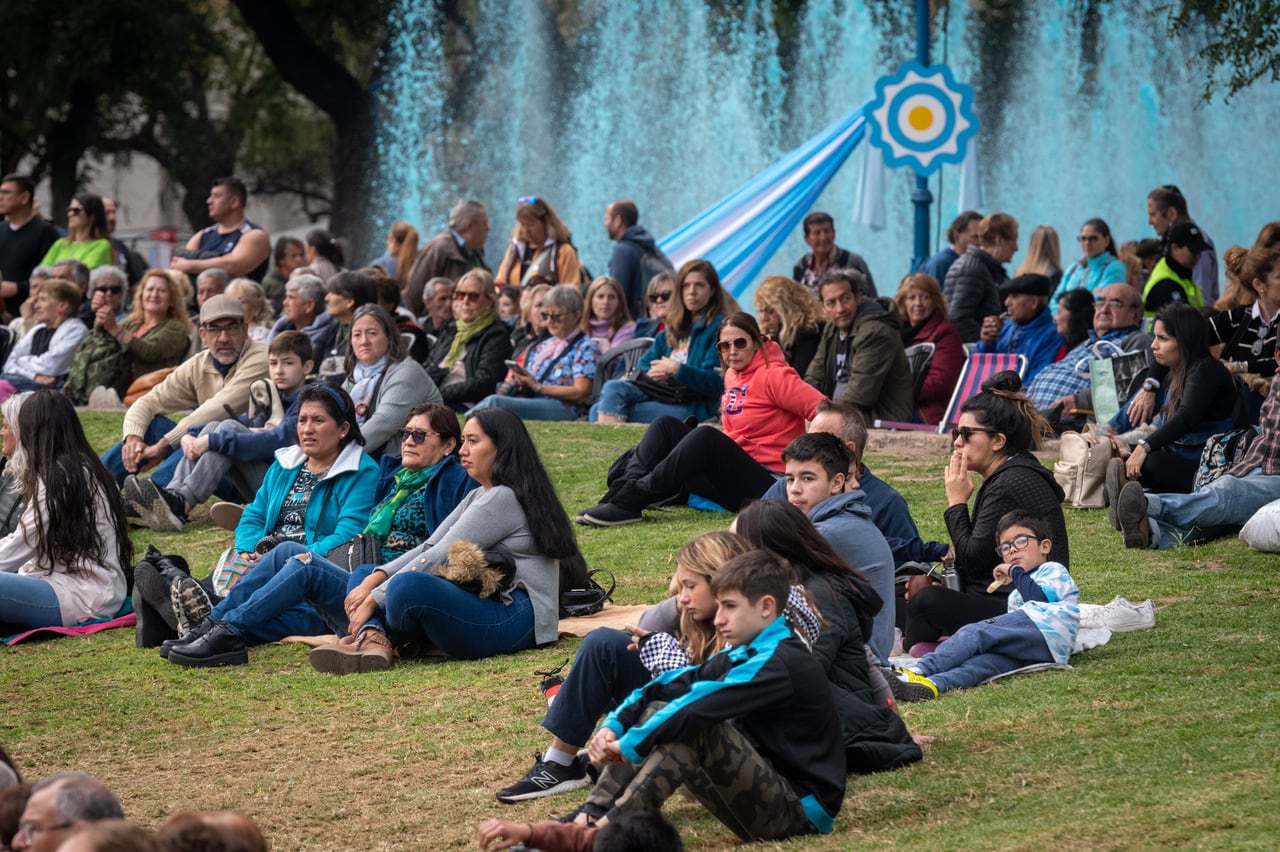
(888, 509, 1079, 701)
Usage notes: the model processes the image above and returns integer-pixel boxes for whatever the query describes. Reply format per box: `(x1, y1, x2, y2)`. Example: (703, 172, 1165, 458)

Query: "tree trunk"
(43, 83, 98, 227)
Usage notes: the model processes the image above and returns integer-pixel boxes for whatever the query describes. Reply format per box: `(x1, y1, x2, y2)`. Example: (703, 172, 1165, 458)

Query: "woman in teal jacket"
(1052, 218, 1128, 301)
(164, 384, 379, 666)
(590, 259, 733, 424)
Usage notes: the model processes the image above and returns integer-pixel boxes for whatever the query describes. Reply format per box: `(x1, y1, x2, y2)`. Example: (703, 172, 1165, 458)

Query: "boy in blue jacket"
(889, 509, 1080, 701)
(125, 331, 314, 532)
(578, 550, 845, 842)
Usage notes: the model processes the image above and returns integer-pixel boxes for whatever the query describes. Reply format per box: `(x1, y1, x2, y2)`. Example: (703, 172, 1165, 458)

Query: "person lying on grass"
(887, 509, 1080, 701)
(494, 531, 754, 803)
(156, 403, 474, 668)
(565, 550, 845, 843)
(315, 407, 579, 671)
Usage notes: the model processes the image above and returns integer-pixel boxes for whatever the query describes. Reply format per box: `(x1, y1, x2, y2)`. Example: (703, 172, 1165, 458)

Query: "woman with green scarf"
(424, 269, 514, 412)
(159, 403, 476, 658)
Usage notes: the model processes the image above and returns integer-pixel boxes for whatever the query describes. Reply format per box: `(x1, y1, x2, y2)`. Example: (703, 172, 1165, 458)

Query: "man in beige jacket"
(100, 293, 268, 488)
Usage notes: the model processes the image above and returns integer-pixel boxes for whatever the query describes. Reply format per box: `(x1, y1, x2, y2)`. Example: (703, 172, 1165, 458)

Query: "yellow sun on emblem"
(908, 105, 933, 131)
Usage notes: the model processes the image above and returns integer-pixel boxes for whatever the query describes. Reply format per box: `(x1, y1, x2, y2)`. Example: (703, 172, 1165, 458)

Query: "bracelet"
(1137, 439, 1151, 453)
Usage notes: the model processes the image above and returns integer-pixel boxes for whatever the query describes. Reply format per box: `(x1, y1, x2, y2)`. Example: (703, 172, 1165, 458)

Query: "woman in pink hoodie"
(578, 312, 827, 526)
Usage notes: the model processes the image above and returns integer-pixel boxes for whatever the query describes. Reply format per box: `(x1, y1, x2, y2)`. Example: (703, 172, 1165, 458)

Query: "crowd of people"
(2, 173, 1277, 849)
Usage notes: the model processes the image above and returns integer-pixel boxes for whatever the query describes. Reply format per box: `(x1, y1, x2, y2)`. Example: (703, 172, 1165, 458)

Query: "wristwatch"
(1137, 439, 1151, 453)
(1142, 378, 1159, 393)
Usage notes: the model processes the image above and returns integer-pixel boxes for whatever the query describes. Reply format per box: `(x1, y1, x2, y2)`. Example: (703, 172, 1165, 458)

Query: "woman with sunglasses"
(580, 312, 825, 526)
(38, 192, 114, 271)
(1052, 218, 1128, 302)
(496, 197, 583, 287)
(470, 284, 597, 421)
(634, 271, 675, 338)
(424, 269, 512, 412)
(157, 403, 474, 667)
(62, 268, 192, 405)
(903, 370, 1068, 652)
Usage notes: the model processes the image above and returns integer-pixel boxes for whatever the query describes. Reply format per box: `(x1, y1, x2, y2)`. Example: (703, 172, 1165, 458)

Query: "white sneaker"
(1084, 596, 1155, 632)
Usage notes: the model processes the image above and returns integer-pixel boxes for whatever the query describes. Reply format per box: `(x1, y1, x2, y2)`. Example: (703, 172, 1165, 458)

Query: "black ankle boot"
(158, 617, 215, 660)
(166, 622, 247, 667)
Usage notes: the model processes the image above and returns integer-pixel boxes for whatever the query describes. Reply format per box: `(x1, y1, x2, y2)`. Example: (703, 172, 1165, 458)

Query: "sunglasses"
(951, 426, 999, 443)
(716, 337, 752, 353)
(96, 285, 124, 295)
(995, 533, 1038, 557)
(649, 291, 673, 303)
(517, 195, 540, 205)
(540, 311, 567, 321)
(453, 291, 484, 303)
(66, 207, 84, 215)
(398, 428, 440, 445)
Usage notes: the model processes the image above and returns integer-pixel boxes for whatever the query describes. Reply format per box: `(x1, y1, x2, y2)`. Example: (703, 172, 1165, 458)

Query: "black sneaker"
(170, 575, 213, 635)
(496, 753, 590, 803)
(132, 477, 188, 532)
(577, 503, 643, 527)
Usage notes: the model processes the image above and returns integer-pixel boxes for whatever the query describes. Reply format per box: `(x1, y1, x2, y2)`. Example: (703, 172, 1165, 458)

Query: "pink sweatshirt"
(721, 339, 827, 470)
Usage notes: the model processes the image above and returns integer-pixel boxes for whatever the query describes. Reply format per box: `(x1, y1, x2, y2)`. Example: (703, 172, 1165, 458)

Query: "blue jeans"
(913, 609, 1052, 693)
(589, 379, 689, 424)
(209, 542, 331, 643)
(542, 628, 652, 748)
(0, 374, 59, 393)
(0, 573, 63, 630)
(383, 571, 535, 659)
(469, 393, 579, 421)
(1147, 468, 1280, 549)
(101, 416, 182, 487)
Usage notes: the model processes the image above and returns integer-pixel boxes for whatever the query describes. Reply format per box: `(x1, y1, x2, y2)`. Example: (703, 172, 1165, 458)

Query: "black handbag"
(559, 553, 616, 618)
(326, 532, 383, 571)
(627, 370, 695, 405)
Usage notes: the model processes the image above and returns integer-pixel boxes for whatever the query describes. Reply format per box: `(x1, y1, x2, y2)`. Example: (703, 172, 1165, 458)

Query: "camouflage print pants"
(587, 715, 815, 842)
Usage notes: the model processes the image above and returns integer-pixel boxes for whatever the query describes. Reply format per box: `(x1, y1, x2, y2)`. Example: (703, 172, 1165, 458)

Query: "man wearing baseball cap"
(975, 272, 1064, 383)
(1143, 220, 1206, 316)
(100, 293, 269, 488)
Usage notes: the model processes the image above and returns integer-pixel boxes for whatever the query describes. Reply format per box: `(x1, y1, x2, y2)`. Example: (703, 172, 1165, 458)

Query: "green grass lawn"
(3, 416, 1280, 850)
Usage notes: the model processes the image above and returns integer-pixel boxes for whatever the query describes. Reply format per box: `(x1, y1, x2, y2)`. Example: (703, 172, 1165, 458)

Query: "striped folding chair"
(935, 352, 1028, 433)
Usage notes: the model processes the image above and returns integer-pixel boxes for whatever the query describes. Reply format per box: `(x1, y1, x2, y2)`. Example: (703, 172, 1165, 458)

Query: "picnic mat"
(3, 613, 137, 646)
(277, 604, 653, 649)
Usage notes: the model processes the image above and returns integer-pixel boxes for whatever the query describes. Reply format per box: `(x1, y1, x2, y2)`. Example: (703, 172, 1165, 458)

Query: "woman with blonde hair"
(372, 221, 419, 286)
(494, 530, 752, 803)
(582, 276, 636, 351)
(753, 275, 824, 375)
(225, 278, 274, 342)
(497, 196, 583, 287)
(1015, 224, 1062, 286)
(895, 272, 964, 424)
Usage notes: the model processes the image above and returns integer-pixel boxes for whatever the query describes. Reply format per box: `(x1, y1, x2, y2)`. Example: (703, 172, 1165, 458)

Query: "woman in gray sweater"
(317, 407, 579, 671)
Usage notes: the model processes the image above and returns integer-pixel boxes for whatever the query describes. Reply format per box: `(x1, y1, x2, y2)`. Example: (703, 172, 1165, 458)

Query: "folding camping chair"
(935, 352, 1028, 433)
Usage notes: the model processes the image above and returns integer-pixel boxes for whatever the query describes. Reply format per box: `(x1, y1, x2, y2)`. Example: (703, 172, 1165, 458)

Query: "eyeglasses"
(540, 311, 567, 321)
(453, 291, 484, 303)
(398, 428, 440, 445)
(995, 533, 1038, 557)
(200, 321, 242, 336)
(649, 291, 673, 303)
(16, 820, 73, 841)
(1095, 298, 1131, 310)
(951, 426, 999, 443)
(96, 285, 124, 295)
(66, 207, 84, 215)
(1077, 234, 1101, 243)
(517, 195, 540, 205)
(716, 338, 752, 353)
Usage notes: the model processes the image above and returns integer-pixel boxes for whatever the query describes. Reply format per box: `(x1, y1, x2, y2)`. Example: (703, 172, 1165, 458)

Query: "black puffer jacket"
(805, 573, 923, 773)
(943, 452, 1068, 595)
(943, 245, 1007, 343)
(423, 320, 513, 409)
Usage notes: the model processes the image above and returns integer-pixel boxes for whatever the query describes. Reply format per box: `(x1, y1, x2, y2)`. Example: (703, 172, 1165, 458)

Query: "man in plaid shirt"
(1027, 283, 1150, 412)
(1115, 385, 1280, 548)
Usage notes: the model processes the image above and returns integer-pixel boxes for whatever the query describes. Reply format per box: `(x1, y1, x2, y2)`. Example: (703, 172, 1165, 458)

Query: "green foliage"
(1165, 0, 1280, 101)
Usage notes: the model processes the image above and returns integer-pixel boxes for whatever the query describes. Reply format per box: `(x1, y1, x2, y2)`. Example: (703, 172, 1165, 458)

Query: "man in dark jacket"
(792, 211, 875, 297)
(975, 273, 1064, 384)
(606, 199, 673, 319)
(804, 270, 913, 423)
(0, 173, 59, 320)
(404, 199, 490, 315)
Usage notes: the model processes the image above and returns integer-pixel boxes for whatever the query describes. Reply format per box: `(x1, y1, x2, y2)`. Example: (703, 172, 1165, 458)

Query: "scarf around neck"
(365, 463, 437, 539)
(442, 311, 495, 369)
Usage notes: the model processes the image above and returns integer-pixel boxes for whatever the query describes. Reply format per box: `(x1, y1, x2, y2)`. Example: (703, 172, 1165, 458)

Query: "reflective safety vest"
(1143, 257, 1204, 316)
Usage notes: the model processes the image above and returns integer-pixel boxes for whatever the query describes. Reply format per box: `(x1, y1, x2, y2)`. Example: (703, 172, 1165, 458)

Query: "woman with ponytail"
(904, 371, 1068, 650)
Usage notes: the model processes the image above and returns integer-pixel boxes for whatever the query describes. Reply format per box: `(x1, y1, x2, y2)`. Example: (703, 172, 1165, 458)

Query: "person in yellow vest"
(1143, 221, 1206, 316)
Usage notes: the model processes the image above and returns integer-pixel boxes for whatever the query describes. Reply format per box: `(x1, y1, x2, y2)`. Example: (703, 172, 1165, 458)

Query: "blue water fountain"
(367, 0, 1279, 304)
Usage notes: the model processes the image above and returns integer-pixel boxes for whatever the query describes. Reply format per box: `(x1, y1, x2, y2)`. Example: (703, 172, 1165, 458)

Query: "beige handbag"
(1053, 428, 1113, 509)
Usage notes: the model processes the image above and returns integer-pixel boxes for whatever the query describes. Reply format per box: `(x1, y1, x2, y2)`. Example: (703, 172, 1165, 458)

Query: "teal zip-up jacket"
(636, 311, 726, 421)
(602, 615, 846, 833)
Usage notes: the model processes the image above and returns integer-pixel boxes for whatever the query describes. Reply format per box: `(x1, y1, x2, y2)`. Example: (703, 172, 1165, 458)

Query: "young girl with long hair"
(0, 391, 131, 631)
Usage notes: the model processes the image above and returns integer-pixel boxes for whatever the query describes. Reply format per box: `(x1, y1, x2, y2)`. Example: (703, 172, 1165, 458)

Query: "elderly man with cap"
(1143, 220, 1206, 316)
(976, 272, 1063, 383)
(100, 293, 269, 489)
